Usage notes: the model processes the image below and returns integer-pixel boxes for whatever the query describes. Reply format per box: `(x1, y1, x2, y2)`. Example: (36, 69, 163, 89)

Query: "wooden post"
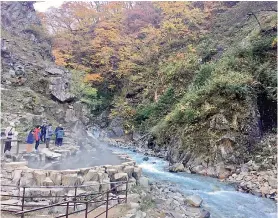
(66, 201, 69, 218)
(125, 181, 128, 203)
(85, 202, 88, 218)
(74, 186, 77, 211)
(106, 191, 109, 218)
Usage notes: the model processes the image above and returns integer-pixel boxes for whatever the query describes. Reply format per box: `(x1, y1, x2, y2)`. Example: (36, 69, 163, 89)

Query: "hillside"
(1, 2, 90, 137)
(40, 1, 277, 174)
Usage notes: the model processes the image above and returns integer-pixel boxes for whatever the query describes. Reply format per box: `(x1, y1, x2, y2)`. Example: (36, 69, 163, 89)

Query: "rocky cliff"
(1, 1, 90, 135)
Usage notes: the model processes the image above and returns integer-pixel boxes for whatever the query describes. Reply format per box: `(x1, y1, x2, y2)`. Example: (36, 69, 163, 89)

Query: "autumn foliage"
(40, 2, 209, 90)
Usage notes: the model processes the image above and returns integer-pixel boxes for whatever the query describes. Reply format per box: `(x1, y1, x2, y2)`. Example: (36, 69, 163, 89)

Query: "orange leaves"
(52, 49, 67, 66)
(84, 73, 103, 82)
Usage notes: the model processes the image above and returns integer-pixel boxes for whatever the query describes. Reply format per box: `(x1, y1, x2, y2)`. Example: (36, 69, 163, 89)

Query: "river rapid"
(110, 146, 277, 218)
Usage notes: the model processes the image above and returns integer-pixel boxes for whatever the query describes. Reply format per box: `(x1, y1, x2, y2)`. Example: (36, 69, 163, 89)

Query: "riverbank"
(108, 143, 277, 218)
(104, 136, 277, 202)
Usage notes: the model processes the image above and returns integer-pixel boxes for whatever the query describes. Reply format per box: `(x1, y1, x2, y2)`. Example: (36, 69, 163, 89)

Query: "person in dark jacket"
(55, 124, 63, 146)
(56, 127, 64, 146)
(40, 122, 47, 143)
(26, 129, 34, 153)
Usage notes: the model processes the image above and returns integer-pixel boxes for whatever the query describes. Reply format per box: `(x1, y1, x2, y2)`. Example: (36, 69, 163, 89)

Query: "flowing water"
(110, 146, 277, 218)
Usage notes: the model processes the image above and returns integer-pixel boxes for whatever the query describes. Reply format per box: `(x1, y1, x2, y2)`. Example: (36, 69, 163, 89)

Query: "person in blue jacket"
(26, 129, 34, 152)
(56, 127, 64, 146)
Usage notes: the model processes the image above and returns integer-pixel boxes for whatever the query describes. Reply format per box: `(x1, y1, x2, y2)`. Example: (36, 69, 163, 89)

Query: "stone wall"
(1, 154, 142, 204)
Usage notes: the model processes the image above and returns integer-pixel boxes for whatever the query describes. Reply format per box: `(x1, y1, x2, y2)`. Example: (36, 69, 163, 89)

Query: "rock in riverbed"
(185, 195, 203, 207)
(143, 157, 149, 161)
(169, 163, 185, 172)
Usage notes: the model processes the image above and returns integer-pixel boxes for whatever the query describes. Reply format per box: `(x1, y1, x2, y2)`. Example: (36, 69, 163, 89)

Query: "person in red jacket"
(34, 125, 41, 151)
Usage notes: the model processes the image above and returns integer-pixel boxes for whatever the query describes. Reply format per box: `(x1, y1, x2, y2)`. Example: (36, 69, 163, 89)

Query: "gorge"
(1, 1, 277, 218)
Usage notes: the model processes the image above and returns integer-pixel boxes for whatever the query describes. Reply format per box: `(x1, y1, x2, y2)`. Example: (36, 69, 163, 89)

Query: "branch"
(247, 12, 262, 30)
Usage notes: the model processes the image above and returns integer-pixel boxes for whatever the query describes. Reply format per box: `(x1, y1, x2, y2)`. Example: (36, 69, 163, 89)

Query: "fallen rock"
(129, 202, 140, 209)
(138, 177, 149, 190)
(45, 67, 64, 75)
(132, 167, 142, 180)
(185, 195, 203, 207)
(42, 177, 54, 186)
(112, 173, 128, 182)
(268, 177, 277, 189)
(40, 148, 62, 160)
(124, 166, 134, 178)
(169, 163, 185, 173)
(127, 193, 140, 203)
(143, 157, 149, 161)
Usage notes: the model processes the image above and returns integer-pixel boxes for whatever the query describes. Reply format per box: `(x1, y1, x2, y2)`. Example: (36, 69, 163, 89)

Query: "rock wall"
(1, 1, 90, 134)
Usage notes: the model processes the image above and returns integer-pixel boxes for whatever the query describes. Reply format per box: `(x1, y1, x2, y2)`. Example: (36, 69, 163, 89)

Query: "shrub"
(24, 24, 51, 42)
(251, 36, 274, 58)
(134, 87, 176, 130)
(193, 63, 214, 87)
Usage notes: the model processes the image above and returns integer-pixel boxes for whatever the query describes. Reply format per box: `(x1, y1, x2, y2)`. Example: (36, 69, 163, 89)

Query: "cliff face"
(1, 2, 90, 135)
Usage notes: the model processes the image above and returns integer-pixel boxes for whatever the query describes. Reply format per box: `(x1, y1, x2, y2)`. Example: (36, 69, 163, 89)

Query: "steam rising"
(28, 126, 123, 170)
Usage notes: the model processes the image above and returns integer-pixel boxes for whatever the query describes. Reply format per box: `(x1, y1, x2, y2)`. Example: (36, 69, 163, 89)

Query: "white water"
(111, 146, 277, 218)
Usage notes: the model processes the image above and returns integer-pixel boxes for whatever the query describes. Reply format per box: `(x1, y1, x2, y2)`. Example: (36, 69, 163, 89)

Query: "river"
(110, 146, 277, 218)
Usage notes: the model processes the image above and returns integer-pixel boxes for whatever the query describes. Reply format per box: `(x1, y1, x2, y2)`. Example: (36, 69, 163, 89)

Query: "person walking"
(34, 125, 41, 151)
(45, 124, 53, 148)
(40, 122, 47, 143)
(4, 122, 15, 154)
(56, 127, 64, 147)
(26, 129, 34, 153)
(55, 124, 63, 146)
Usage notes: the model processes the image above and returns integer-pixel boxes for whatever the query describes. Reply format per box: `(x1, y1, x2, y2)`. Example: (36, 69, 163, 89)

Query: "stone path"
(71, 204, 128, 218)
(1, 204, 128, 218)
(2, 139, 66, 156)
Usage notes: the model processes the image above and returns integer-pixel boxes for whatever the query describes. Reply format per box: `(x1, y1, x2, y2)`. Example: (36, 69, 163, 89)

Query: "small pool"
(27, 147, 124, 170)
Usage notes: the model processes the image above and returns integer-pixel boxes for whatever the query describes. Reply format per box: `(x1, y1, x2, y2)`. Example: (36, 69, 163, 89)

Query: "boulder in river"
(142, 157, 149, 161)
(185, 195, 203, 207)
(169, 163, 185, 172)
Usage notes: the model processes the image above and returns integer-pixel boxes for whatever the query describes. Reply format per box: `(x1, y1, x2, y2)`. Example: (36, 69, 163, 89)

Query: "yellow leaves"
(188, 44, 196, 53)
(272, 37, 277, 48)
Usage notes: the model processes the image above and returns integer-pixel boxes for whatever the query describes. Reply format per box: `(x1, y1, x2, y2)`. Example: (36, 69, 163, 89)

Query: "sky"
(34, 1, 64, 12)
